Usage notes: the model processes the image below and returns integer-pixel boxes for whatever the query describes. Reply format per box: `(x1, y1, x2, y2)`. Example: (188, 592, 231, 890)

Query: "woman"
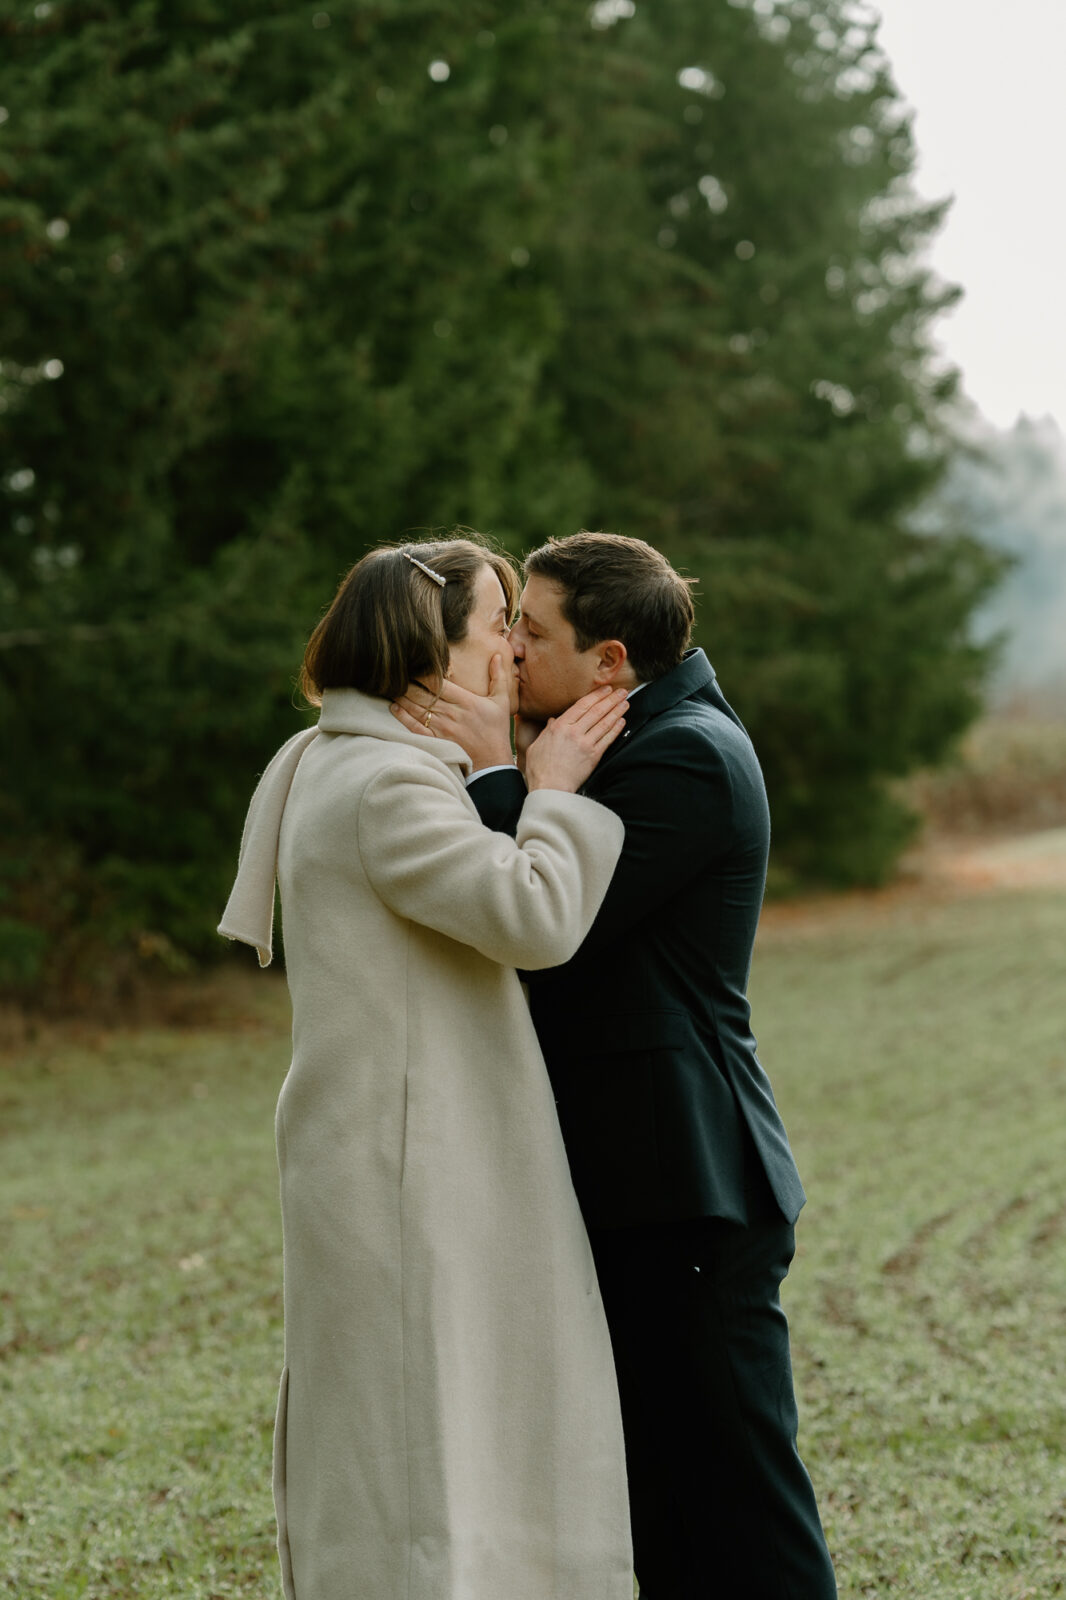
(219, 536, 633, 1600)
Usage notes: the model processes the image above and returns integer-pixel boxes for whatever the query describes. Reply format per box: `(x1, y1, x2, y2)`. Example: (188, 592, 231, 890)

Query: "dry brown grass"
(903, 707, 1066, 840)
(0, 962, 282, 1054)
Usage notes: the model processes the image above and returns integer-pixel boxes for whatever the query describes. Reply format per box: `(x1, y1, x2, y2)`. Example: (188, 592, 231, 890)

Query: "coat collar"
(318, 687, 473, 780)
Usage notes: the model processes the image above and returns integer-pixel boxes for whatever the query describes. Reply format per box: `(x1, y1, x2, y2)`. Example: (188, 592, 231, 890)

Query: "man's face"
(510, 575, 605, 720)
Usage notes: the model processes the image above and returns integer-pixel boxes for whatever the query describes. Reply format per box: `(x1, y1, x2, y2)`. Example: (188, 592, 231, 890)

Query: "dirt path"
(917, 825, 1066, 891)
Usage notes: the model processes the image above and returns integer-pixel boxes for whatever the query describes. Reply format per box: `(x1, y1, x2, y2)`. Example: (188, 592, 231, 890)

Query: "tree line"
(0, 0, 1002, 1001)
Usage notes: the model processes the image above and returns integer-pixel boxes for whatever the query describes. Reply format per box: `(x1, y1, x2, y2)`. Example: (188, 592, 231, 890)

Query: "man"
(399, 531, 837, 1598)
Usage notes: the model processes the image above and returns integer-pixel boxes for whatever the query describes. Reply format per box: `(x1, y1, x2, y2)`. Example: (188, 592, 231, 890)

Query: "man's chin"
(520, 684, 588, 722)
(516, 689, 548, 723)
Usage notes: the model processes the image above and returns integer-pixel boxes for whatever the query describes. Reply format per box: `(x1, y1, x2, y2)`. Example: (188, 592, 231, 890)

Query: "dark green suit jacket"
(469, 648, 806, 1229)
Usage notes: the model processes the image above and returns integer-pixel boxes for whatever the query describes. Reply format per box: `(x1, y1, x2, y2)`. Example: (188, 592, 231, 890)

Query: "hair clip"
(401, 551, 447, 588)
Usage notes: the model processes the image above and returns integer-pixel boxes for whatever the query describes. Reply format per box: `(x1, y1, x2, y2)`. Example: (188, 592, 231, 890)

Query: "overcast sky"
(872, 0, 1066, 431)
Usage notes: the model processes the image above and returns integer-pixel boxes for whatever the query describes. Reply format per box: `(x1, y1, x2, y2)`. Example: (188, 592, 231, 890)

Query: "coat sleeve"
(357, 756, 624, 970)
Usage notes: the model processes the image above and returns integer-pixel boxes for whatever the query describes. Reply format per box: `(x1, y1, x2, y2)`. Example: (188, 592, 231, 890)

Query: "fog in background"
(940, 416, 1066, 707)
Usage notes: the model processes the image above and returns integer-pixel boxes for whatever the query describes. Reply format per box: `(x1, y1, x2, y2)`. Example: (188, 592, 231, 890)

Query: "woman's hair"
(300, 534, 519, 705)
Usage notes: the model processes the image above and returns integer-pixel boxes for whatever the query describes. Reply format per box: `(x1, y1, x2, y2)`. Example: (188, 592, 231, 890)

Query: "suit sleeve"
(465, 766, 526, 836)
(526, 729, 741, 973)
(357, 756, 623, 970)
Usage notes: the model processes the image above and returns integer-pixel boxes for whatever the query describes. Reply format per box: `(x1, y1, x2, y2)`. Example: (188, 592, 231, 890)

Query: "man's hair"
(300, 534, 518, 704)
(524, 531, 695, 682)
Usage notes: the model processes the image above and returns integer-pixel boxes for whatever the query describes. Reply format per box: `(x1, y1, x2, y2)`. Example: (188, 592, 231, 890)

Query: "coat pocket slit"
(272, 1365, 297, 1599)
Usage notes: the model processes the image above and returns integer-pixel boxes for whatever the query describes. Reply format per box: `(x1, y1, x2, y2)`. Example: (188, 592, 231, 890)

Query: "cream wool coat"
(228, 689, 632, 1600)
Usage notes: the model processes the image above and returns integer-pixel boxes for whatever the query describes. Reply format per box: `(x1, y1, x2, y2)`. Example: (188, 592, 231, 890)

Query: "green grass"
(0, 982, 293, 1599)
(754, 889, 1066, 1599)
(3, 891, 1065, 1598)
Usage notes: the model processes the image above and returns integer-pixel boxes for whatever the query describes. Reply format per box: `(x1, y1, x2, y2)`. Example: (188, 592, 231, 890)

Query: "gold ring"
(424, 710, 433, 728)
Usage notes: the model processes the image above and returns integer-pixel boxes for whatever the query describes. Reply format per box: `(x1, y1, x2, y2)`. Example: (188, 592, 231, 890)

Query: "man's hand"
(524, 687, 628, 793)
(390, 655, 515, 770)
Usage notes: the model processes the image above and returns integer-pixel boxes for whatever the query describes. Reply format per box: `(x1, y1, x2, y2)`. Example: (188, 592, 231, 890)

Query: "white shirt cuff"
(465, 763, 519, 787)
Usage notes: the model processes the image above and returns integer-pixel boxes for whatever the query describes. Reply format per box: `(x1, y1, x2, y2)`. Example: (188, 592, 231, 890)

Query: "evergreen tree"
(0, 0, 593, 994)
(0, 0, 1002, 998)
(541, 0, 1003, 880)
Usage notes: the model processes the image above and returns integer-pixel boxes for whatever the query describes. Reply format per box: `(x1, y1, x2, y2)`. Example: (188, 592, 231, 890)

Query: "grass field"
(2, 884, 1065, 1598)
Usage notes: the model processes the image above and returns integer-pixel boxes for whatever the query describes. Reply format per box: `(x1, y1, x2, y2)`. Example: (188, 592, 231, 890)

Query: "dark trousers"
(590, 1214, 837, 1600)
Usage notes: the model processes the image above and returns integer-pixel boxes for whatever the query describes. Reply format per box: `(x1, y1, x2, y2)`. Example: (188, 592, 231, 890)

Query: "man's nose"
(510, 630, 526, 659)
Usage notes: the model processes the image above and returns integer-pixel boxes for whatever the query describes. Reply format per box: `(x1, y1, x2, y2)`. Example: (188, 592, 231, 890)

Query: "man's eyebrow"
(519, 609, 546, 631)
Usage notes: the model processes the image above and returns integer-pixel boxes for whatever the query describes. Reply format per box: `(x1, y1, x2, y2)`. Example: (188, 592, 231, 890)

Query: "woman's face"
(447, 563, 518, 711)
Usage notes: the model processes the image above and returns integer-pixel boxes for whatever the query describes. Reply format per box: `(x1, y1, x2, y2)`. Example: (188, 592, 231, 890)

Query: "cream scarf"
(217, 690, 471, 967)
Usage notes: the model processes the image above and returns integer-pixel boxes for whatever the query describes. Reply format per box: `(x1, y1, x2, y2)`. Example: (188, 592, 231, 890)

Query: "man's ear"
(591, 640, 634, 687)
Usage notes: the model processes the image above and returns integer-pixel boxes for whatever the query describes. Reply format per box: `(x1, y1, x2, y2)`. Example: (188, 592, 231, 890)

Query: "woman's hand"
(524, 688, 628, 793)
(390, 654, 515, 770)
